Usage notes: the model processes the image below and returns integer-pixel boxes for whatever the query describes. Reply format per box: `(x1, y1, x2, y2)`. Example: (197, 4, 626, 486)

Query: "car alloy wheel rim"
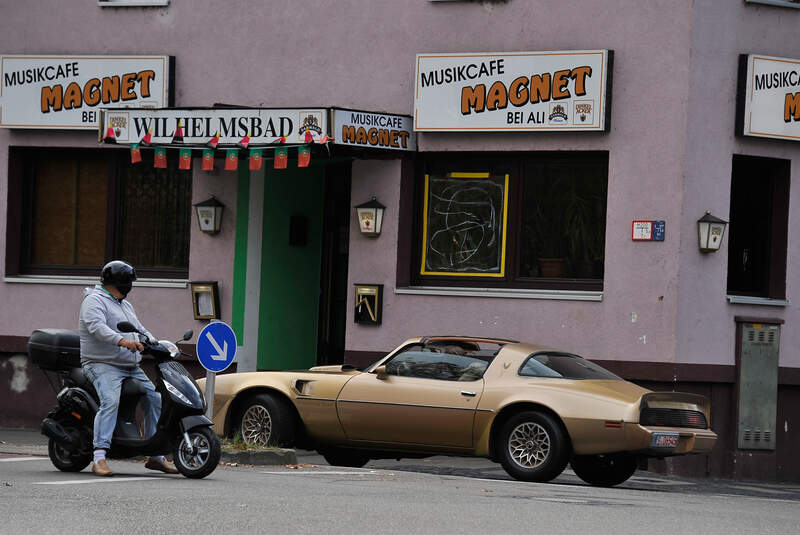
(508, 422, 550, 468)
(178, 432, 210, 469)
(241, 405, 272, 447)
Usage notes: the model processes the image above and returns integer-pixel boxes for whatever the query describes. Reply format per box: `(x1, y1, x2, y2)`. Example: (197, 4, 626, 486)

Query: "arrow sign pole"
(196, 321, 238, 422)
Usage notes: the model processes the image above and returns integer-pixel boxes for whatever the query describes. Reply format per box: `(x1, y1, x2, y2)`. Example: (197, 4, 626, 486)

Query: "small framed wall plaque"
(190, 281, 220, 320)
(354, 284, 383, 326)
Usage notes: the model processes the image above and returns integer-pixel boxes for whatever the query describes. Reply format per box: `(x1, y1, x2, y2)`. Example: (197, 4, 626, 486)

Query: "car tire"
(235, 393, 295, 448)
(497, 411, 570, 483)
(320, 447, 370, 468)
(570, 453, 638, 487)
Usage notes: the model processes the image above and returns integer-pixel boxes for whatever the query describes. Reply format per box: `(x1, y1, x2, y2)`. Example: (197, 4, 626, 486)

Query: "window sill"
(4, 275, 187, 289)
(727, 295, 789, 307)
(395, 286, 603, 301)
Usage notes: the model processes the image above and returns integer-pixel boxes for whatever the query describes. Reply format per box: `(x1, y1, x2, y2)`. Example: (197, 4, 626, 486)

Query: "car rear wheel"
(319, 447, 370, 468)
(570, 453, 638, 487)
(235, 393, 295, 447)
(497, 411, 570, 483)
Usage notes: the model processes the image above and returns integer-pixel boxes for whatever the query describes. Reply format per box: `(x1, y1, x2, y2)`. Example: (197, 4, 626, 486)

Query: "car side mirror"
(374, 365, 388, 380)
(182, 329, 193, 341)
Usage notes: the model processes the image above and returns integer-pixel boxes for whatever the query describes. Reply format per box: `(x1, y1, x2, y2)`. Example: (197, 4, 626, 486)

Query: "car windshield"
(519, 352, 621, 380)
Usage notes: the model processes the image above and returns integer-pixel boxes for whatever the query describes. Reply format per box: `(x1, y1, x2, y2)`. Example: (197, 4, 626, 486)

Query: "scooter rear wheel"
(48, 426, 91, 472)
(172, 426, 221, 479)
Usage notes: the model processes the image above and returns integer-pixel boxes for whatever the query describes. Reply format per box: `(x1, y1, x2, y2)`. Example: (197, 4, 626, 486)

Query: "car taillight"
(640, 408, 707, 429)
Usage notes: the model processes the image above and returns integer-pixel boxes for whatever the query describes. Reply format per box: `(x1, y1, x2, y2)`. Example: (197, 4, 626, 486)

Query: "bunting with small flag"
(224, 149, 238, 171)
(304, 130, 314, 143)
(238, 132, 251, 150)
(249, 148, 263, 171)
(274, 147, 288, 169)
(103, 123, 116, 144)
(273, 135, 287, 144)
(172, 121, 184, 144)
(206, 132, 221, 149)
(140, 129, 152, 146)
(318, 135, 332, 144)
(297, 145, 311, 168)
(154, 147, 167, 169)
(178, 148, 192, 170)
(201, 148, 215, 171)
(130, 143, 141, 164)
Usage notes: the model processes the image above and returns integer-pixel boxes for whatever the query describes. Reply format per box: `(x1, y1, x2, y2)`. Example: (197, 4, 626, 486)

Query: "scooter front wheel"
(172, 426, 221, 479)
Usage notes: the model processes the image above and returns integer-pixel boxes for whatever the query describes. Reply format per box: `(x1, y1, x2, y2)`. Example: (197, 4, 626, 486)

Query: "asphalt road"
(2, 448, 799, 535)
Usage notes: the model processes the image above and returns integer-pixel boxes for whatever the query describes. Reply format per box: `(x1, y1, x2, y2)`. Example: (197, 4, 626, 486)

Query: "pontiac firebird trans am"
(199, 336, 717, 486)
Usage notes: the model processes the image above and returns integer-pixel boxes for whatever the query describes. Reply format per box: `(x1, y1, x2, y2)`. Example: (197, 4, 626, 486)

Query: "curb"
(220, 447, 297, 466)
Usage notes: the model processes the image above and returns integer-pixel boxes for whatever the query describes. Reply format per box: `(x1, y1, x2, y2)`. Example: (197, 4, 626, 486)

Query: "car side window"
(385, 350, 489, 382)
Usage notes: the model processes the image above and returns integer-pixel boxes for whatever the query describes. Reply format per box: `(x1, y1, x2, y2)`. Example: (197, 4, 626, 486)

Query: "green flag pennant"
(274, 146, 288, 169)
(178, 148, 192, 170)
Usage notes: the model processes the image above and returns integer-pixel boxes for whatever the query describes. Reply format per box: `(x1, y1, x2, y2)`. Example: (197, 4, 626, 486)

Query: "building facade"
(1, 0, 799, 481)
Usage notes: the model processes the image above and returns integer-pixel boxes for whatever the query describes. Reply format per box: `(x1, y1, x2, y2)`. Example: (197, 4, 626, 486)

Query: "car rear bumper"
(626, 423, 717, 456)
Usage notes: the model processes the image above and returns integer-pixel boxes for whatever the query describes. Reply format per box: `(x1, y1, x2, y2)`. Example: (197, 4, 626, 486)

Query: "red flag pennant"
(201, 148, 214, 171)
(238, 132, 251, 150)
(140, 129, 153, 146)
(318, 135, 333, 144)
(249, 148, 263, 171)
(154, 147, 167, 169)
(224, 149, 238, 171)
(178, 148, 192, 170)
(103, 125, 116, 144)
(206, 132, 221, 149)
(298, 145, 311, 168)
(304, 130, 314, 143)
(273, 135, 287, 144)
(172, 121, 184, 144)
(130, 143, 141, 164)
(274, 147, 288, 169)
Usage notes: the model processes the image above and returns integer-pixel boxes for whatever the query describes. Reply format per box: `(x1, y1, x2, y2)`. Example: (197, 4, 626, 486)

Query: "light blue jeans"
(82, 362, 162, 450)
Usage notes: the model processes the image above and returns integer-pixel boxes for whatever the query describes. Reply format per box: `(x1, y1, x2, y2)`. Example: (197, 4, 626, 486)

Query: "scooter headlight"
(159, 340, 180, 359)
(163, 378, 191, 405)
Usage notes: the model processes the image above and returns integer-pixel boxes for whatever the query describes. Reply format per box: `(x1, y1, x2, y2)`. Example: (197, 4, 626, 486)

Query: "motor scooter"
(29, 321, 221, 479)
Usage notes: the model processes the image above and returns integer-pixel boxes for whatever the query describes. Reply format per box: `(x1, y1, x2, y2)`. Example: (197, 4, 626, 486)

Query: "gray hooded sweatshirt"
(79, 285, 154, 368)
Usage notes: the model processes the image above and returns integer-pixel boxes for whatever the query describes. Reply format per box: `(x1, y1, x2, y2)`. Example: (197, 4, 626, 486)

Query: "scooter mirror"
(117, 321, 139, 333)
(182, 329, 193, 341)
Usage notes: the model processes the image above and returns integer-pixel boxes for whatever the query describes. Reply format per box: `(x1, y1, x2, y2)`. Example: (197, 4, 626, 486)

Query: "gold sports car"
(199, 336, 717, 486)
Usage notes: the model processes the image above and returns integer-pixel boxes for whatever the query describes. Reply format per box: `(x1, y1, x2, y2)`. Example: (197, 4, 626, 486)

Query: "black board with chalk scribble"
(421, 173, 508, 275)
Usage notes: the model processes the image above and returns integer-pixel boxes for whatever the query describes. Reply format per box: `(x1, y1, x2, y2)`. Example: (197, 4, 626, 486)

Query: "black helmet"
(101, 260, 137, 297)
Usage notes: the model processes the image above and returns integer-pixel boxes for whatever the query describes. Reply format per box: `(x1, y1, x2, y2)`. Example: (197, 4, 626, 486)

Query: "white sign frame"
(332, 108, 416, 151)
(0, 55, 172, 130)
(737, 54, 800, 142)
(100, 107, 329, 145)
(414, 49, 612, 132)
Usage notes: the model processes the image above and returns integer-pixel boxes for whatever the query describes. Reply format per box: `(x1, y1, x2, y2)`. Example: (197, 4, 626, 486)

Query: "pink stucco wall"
(2, 0, 798, 369)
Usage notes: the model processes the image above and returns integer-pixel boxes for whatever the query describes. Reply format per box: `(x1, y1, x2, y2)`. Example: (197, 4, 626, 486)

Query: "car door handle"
(461, 391, 477, 397)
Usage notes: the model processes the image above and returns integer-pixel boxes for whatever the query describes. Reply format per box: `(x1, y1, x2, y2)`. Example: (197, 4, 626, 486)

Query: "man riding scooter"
(79, 260, 178, 477)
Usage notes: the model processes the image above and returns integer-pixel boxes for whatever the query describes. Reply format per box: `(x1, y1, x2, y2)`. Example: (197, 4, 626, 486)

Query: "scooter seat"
(69, 367, 94, 390)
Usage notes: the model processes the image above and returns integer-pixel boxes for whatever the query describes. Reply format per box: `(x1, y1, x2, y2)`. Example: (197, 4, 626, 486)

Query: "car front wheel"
(570, 453, 638, 487)
(497, 411, 570, 483)
(235, 393, 295, 447)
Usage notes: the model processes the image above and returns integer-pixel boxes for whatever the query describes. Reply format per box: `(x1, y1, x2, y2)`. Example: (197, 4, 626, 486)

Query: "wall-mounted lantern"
(194, 196, 225, 235)
(697, 211, 728, 253)
(354, 196, 385, 238)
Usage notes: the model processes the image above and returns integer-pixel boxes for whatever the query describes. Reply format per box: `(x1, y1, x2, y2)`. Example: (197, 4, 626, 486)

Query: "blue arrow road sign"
(196, 322, 237, 373)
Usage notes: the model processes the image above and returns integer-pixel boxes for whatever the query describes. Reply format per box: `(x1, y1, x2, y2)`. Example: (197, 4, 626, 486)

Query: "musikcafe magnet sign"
(414, 49, 612, 132)
(0, 55, 172, 130)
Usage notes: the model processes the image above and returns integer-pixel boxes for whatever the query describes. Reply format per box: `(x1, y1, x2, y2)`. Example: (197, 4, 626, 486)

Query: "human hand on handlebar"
(119, 338, 144, 352)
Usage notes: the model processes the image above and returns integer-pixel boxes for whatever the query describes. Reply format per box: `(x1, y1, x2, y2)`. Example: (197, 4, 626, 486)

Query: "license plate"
(651, 432, 679, 448)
